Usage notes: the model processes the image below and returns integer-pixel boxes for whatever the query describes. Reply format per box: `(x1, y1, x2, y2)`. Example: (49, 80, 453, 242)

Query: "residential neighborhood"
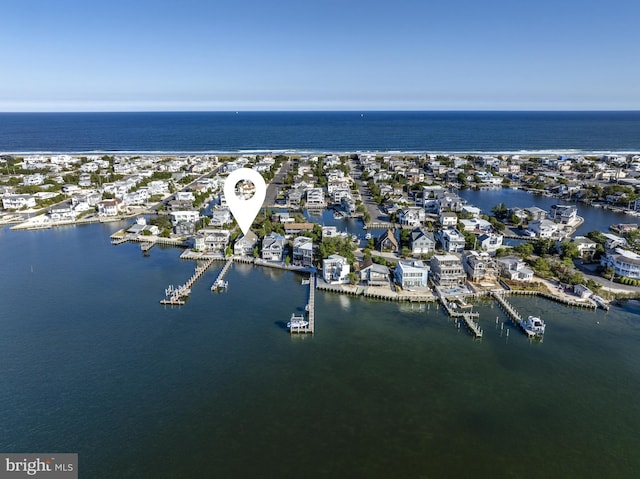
(4, 151, 640, 300)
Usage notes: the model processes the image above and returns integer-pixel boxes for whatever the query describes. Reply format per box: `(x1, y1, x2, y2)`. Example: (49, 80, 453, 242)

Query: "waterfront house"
(602, 233, 627, 250)
(528, 219, 558, 238)
(174, 220, 196, 237)
(394, 260, 430, 289)
(306, 188, 326, 208)
(463, 250, 497, 282)
(461, 205, 481, 218)
(430, 254, 466, 288)
(292, 236, 314, 267)
(234, 230, 258, 256)
(189, 234, 206, 251)
(97, 199, 123, 216)
(459, 218, 492, 233)
(436, 192, 464, 213)
(410, 228, 436, 255)
(261, 232, 286, 262)
(438, 228, 466, 253)
(574, 284, 594, 299)
(376, 229, 399, 253)
(284, 223, 315, 235)
(2, 193, 36, 210)
(439, 211, 458, 227)
(204, 229, 230, 252)
(399, 207, 426, 227)
(170, 210, 200, 226)
(601, 248, 640, 279)
(524, 206, 547, 222)
(49, 202, 77, 221)
(495, 256, 534, 282)
(550, 204, 578, 224)
(477, 233, 503, 253)
(359, 259, 390, 286)
(168, 200, 194, 212)
(287, 189, 304, 207)
(322, 254, 350, 284)
(322, 226, 340, 239)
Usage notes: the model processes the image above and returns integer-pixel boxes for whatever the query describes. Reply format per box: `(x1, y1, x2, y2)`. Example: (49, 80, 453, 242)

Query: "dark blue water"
(1, 223, 640, 478)
(1, 111, 640, 153)
(457, 189, 631, 234)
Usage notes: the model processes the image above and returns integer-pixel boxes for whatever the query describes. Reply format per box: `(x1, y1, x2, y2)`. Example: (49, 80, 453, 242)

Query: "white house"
(439, 228, 466, 253)
(234, 231, 258, 256)
(528, 219, 558, 238)
(97, 199, 123, 217)
(495, 256, 534, 282)
(170, 210, 200, 225)
(439, 212, 458, 227)
(399, 207, 426, 227)
(477, 233, 503, 252)
(261, 232, 286, 262)
(322, 254, 350, 284)
(394, 260, 430, 289)
(601, 248, 640, 279)
(2, 194, 36, 210)
(292, 236, 314, 267)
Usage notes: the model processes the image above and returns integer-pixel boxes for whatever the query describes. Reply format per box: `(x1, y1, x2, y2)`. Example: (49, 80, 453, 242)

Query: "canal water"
(0, 192, 639, 478)
(457, 188, 631, 234)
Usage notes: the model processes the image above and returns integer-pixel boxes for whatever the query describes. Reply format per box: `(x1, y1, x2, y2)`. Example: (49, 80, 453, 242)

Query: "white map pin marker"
(224, 168, 267, 236)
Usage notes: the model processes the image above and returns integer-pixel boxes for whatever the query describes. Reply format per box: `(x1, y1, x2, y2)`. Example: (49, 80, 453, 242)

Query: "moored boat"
(523, 315, 546, 336)
(287, 313, 309, 329)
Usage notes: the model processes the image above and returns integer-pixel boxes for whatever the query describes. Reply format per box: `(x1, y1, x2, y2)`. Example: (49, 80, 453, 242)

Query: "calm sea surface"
(1, 111, 640, 153)
(1, 220, 639, 478)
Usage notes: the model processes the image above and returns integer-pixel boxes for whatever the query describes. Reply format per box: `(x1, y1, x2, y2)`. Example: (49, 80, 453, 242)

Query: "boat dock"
(492, 292, 535, 338)
(440, 298, 482, 338)
(160, 257, 216, 305)
(291, 274, 315, 334)
(211, 258, 233, 290)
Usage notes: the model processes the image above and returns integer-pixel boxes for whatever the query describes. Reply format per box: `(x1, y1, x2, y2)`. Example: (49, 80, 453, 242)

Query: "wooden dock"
(290, 274, 315, 334)
(440, 298, 482, 338)
(211, 258, 233, 290)
(492, 292, 535, 338)
(160, 257, 216, 305)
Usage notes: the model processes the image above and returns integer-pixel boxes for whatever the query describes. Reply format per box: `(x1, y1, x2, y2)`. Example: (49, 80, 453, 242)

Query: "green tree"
(513, 242, 534, 257)
(560, 241, 579, 260)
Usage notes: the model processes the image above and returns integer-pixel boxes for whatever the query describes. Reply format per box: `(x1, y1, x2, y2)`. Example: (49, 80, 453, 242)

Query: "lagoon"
(1, 222, 639, 478)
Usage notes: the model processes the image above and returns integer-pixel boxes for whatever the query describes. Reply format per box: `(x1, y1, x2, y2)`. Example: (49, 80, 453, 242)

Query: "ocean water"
(1, 111, 640, 153)
(1, 223, 639, 478)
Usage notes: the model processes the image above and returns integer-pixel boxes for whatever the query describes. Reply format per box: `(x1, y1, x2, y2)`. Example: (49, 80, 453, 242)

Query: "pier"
(211, 258, 233, 290)
(290, 274, 315, 334)
(492, 292, 535, 338)
(439, 298, 482, 338)
(161, 257, 216, 305)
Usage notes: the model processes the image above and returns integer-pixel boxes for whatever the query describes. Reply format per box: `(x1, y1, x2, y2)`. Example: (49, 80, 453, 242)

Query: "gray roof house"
(410, 228, 436, 256)
(234, 230, 258, 256)
(261, 232, 286, 262)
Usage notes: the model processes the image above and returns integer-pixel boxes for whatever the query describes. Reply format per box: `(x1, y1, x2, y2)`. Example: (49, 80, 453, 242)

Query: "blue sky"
(0, 0, 638, 111)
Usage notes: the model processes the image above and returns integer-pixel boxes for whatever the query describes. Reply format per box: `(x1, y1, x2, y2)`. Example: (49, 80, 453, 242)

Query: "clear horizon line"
(1, 108, 640, 114)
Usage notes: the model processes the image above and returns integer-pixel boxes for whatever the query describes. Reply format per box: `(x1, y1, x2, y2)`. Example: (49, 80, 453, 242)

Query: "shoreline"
(3, 149, 640, 156)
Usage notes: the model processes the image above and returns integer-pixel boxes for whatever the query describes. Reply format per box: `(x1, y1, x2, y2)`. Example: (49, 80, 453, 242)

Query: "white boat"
(592, 295, 610, 311)
(523, 315, 546, 335)
(287, 314, 309, 329)
(364, 233, 372, 240)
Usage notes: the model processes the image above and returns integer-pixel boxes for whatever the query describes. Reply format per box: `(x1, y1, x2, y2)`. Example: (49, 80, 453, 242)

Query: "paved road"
(348, 158, 390, 223)
(265, 160, 289, 207)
